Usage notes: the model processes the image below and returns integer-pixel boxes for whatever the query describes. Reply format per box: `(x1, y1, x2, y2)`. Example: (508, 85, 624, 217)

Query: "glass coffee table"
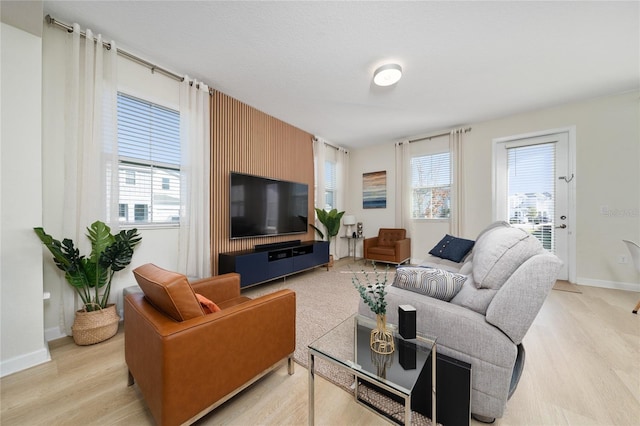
(308, 314, 436, 425)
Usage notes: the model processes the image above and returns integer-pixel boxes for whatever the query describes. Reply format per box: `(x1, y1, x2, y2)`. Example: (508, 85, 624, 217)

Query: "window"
(411, 152, 451, 219)
(117, 93, 180, 225)
(134, 204, 149, 222)
(125, 170, 135, 185)
(324, 160, 336, 210)
(119, 204, 128, 221)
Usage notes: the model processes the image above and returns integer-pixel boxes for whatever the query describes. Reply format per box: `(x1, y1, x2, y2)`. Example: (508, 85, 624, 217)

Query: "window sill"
(119, 223, 180, 231)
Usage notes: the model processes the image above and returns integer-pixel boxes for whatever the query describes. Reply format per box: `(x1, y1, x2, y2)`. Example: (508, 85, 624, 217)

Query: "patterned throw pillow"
(392, 267, 467, 301)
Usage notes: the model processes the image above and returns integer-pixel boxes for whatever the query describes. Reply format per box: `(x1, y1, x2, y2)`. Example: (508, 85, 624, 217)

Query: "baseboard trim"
(44, 326, 67, 342)
(0, 346, 51, 378)
(577, 277, 640, 293)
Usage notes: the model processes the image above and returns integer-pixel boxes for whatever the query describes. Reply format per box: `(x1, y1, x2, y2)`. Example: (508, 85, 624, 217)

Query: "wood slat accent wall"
(210, 90, 315, 274)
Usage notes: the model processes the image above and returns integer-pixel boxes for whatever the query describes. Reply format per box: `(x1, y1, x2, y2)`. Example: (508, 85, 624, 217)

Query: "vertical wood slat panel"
(210, 90, 315, 275)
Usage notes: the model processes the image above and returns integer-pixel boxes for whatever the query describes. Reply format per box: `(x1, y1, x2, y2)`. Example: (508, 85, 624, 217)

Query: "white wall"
(40, 24, 182, 337)
(347, 142, 397, 259)
(347, 138, 451, 263)
(464, 91, 639, 289)
(349, 91, 640, 289)
(0, 22, 50, 376)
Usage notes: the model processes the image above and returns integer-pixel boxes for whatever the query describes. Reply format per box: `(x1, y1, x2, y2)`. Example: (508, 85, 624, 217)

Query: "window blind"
(117, 93, 181, 224)
(507, 143, 555, 251)
(411, 152, 451, 218)
(324, 160, 336, 210)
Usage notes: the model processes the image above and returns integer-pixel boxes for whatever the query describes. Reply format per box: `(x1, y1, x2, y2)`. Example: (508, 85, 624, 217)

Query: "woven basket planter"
(72, 304, 120, 345)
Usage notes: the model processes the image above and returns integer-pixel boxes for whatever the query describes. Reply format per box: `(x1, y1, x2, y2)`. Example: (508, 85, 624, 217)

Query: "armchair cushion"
(393, 267, 466, 301)
(428, 234, 475, 263)
(133, 263, 204, 322)
(367, 246, 396, 256)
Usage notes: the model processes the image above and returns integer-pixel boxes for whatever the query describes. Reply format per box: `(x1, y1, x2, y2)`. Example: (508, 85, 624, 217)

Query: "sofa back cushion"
(133, 263, 204, 322)
(378, 228, 406, 246)
(473, 226, 543, 290)
(450, 278, 497, 315)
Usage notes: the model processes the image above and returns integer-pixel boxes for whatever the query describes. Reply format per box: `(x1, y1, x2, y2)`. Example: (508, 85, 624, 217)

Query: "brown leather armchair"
(363, 228, 411, 265)
(124, 263, 296, 426)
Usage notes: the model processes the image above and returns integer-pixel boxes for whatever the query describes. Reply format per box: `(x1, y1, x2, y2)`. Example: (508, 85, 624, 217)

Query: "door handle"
(555, 224, 567, 229)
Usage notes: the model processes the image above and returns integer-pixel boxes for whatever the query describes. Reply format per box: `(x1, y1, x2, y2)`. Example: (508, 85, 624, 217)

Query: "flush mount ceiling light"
(373, 63, 402, 86)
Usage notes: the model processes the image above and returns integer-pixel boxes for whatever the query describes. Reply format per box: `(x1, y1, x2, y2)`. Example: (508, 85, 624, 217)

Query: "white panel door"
(494, 130, 573, 281)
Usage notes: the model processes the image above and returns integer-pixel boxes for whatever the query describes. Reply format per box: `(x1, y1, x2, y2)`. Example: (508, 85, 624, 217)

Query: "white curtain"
(313, 138, 350, 258)
(177, 78, 211, 278)
(395, 141, 412, 233)
(335, 146, 349, 258)
(449, 129, 465, 236)
(60, 24, 119, 334)
(313, 137, 326, 212)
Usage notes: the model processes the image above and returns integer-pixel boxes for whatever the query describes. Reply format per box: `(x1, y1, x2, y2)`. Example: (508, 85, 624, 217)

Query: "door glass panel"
(507, 143, 556, 252)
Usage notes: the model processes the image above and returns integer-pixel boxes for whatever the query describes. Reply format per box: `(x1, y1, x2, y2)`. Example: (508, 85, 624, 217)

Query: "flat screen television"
(229, 172, 309, 239)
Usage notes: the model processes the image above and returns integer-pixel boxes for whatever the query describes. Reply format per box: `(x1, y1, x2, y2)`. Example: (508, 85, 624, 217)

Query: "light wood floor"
(1, 284, 638, 425)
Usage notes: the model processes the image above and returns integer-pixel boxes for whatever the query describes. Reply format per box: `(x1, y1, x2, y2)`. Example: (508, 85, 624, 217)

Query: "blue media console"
(218, 240, 330, 288)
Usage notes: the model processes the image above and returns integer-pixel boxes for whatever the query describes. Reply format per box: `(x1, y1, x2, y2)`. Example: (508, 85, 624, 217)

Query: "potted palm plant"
(34, 220, 141, 345)
(310, 208, 344, 266)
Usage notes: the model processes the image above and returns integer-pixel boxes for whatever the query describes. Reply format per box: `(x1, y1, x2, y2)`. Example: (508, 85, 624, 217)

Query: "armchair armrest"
(394, 238, 411, 262)
(190, 272, 240, 303)
(363, 236, 379, 255)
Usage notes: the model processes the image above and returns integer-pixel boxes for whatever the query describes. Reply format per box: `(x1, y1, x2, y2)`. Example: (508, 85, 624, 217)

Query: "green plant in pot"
(34, 220, 141, 345)
(309, 208, 344, 265)
(351, 262, 394, 354)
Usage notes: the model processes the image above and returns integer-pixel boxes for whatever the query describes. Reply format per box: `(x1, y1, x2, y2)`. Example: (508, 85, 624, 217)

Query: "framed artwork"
(363, 171, 387, 209)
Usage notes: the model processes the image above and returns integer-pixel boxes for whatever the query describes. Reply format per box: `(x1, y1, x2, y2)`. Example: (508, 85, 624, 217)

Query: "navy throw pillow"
(428, 234, 475, 263)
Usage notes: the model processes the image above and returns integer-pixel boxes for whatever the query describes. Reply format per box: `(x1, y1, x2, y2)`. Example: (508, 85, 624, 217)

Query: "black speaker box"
(359, 352, 472, 426)
(398, 305, 416, 339)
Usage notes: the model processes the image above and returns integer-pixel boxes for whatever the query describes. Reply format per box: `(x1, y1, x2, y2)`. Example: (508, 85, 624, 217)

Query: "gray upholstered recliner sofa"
(359, 222, 562, 422)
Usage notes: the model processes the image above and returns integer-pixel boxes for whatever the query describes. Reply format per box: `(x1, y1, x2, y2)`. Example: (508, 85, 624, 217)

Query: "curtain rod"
(312, 137, 347, 152)
(325, 142, 342, 151)
(409, 127, 472, 143)
(45, 15, 213, 95)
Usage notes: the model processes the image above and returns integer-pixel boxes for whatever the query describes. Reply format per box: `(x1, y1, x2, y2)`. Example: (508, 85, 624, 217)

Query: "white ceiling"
(42, 1, 639, 149)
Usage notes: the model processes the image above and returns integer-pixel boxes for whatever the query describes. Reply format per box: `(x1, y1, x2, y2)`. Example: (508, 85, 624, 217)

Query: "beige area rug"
(242, 260, 437, 425)
(241, 260, 372, 372)
(552, 280, 582, 293)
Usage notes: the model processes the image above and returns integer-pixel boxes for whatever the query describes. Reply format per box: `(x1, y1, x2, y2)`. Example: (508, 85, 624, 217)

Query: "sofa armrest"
(125, 289, 295, 426)
(190, 272, 240, 302)
(394, 238, 411, 262)
(486, 253, 562, 344)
